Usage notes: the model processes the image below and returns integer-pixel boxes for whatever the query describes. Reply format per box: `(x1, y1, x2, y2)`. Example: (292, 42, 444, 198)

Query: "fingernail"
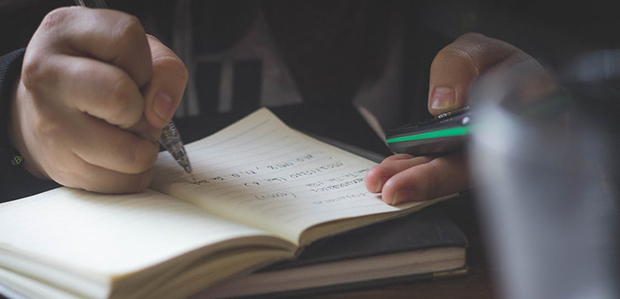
(431, 87, 456, 111)
(391, 189, 412, 205)
(391, 192, 399, 205)
(153, 91, 175, 123)
(375, 178, 384, 193)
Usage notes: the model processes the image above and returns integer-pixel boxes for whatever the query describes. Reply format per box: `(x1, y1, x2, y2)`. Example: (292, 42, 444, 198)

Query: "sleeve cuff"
(0, 48, 59, 202)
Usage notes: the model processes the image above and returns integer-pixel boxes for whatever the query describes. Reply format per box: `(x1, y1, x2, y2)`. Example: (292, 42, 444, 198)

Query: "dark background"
(2, 0, 620, 125)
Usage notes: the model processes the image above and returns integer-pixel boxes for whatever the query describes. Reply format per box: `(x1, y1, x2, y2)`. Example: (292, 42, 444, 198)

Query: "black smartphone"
(386, 106, 471, 156)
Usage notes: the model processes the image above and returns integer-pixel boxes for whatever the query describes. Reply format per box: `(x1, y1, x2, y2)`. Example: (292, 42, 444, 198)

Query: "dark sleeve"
(0, 49, 59, 203)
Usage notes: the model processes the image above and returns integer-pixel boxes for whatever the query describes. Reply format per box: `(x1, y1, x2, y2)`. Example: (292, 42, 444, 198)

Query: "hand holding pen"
(6, 3, 190, 193)
(75, 0, 192, 174)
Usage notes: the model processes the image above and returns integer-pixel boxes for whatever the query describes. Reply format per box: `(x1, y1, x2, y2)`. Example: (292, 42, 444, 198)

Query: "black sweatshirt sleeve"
(0, 49, 59, 203)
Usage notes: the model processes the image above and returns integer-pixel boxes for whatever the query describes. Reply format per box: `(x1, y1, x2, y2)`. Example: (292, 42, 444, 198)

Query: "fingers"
(10, 7, 163, 193)
(383, 33, 543, 204)
(33, 7, 152, 87)
(69, 113, 159, 174)
(11, 79, 159, 193)
(365, 153, 469, 205)
(22, 54, 161, 142)
(142, 35, 188, 128)
(368, 34, 535, 204)
(55, 154, 154, 194)
(22, 7, 161, 140)
(428, 32, 531, 115)
(365, 154, 432, 192)
(41, 55, 144, 126)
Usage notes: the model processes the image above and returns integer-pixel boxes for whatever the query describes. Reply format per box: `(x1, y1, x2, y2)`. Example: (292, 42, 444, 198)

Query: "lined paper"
(151, 108, 409, 243)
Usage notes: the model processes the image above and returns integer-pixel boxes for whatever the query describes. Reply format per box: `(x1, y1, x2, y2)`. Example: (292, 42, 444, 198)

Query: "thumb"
(142, 35, 188, 129)
(428, 33, 530, 115)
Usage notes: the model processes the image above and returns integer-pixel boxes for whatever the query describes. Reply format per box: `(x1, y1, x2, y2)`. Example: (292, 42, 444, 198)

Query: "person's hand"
(7, 7, 188, 193)
(365, 33, 536, 204)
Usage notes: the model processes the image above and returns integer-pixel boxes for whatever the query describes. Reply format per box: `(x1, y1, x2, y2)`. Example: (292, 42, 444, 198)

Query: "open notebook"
(0, 108, 459, 299)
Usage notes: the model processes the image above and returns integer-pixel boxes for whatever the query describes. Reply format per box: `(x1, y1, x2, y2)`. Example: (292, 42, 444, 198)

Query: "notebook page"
(151, 108, 423, 243)
(0, 187, 281, 278)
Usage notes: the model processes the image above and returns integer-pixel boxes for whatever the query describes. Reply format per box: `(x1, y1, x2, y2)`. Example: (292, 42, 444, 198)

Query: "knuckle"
(111, 14, 145, 47)
(20, 63, 42, 92)
(436, 45, 481, 75)
(154, 55, 189, 85)
(40, 7, 75, 32)
(21, 54, 52, 92)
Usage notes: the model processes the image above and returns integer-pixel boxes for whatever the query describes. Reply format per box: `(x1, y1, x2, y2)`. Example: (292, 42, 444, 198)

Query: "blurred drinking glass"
(469, 54, 619, 299)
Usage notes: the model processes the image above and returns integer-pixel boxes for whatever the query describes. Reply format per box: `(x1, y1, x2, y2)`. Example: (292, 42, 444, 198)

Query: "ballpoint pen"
(74, 0, 192, 174)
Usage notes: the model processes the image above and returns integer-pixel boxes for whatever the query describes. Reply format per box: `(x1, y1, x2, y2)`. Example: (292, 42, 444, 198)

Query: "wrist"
(8, 79, 47, 179)
(0, 49, 27, 173)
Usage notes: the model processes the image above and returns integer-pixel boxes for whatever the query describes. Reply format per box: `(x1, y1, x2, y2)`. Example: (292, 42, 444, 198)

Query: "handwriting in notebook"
(155, 115, 374, 202)
(187, 151, 328, 187)
(151, 109, 396, 237)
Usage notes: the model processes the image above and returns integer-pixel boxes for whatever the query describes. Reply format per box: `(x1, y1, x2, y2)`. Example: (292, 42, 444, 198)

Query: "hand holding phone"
(386, 106, 471, 156)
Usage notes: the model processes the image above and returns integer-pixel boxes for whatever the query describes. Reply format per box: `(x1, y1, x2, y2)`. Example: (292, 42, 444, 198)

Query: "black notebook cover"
(196, 204, 468, 299)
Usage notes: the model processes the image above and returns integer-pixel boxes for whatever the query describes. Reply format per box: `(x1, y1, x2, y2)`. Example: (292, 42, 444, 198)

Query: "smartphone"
(386, 106, 471, 156)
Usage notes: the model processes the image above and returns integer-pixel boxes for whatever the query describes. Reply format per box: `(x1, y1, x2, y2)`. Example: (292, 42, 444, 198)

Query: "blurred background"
(0, 1, 618, 298)
(3, 0, 620, 128)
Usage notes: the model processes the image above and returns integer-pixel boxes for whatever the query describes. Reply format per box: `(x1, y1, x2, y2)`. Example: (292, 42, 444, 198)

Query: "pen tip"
(184, 164, 193, 174)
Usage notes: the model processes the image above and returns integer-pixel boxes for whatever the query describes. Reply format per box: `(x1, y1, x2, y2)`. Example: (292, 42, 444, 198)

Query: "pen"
(73, 0, 192, 173)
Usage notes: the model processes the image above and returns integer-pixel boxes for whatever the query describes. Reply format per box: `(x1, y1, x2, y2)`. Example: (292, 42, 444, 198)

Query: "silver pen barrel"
(160, 122, 192, 173)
